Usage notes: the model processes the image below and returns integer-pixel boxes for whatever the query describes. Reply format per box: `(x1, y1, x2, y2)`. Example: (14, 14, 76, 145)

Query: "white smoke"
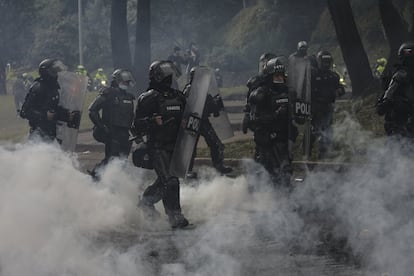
(0, 113, 413, 275)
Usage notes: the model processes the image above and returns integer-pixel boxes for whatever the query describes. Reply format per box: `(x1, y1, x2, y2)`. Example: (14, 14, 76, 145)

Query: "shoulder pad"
(100, 87, 116, 95)
(246, 75, 264, 90)
(29, 79, 41, 92)
(392, 69, 409, 84)
(138, 89, 159, 104)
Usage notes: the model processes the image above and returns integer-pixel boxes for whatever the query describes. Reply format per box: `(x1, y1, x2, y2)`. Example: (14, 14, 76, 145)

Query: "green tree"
(0, 0, 36, 94)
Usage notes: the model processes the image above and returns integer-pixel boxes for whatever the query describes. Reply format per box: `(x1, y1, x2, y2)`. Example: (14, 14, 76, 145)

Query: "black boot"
(168, 211, 189, 229)
(216, 165, 233, 174)
(186, 171, 198, 179)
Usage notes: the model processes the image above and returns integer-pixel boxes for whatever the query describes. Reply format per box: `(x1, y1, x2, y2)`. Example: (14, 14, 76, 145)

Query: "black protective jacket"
(249, 82, 293, 143)
(89, 87, 135, 130)
(134, 87, 186, 150)
(377, 65, 414, 136)
(20, 77, 69, 138)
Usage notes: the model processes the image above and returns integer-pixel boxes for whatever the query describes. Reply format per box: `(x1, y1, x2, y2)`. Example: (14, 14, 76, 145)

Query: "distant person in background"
(310, 51, 344, 159)
(215, 68, 223, 88)
(374, 57, 387, 78)
(20, 59, 79, 142)
(167, 46, 186, 74)
(76, 65, 92, 91)
(93, 68, 108, 91)
(13, 74, 28, 115)
(377, 42, 414, 138)
(185, 42, 200, 81)
(290, 41, 308, 59)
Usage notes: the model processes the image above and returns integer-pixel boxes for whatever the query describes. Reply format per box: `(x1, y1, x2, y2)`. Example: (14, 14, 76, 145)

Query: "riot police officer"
(133, 60, 190, 229)
(88, 69, 136, 178)
(291, 41, 308, 58)
(184, 67, 232, 178)
(20, 59, 78, 142)
(248, 57, 296, 187)
(377, 42, 414, 137)
(242, 53, 277, 164)
(310, 51, 344, 159)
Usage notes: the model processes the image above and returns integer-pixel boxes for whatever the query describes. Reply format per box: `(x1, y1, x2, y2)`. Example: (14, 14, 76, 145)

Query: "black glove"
(242, 113, 250, 134)
(376, 98, 391, 116)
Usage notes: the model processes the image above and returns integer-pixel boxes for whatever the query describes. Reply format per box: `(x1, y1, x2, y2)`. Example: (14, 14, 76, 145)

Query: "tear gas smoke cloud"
(0, 113, 413, 275)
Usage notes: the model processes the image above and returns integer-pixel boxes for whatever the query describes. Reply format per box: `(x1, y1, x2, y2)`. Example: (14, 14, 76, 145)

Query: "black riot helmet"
(259, 52, 277, 73)
(263, 57, 286, 77)
(149, 60, 181, 88)
(38, 59, 66, 79)
(317, 51, 333, 71)
(296, 41, 308, 57)
(112, 69, 136, 90)
(398, 41, 414, 67)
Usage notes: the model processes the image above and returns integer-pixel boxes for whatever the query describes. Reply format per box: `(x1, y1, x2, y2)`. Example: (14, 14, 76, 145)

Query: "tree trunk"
(134, 0, 151, 93)
(378, 0, 409, 74)
(110, 0, 132, 69)
(327, 0, 374, 97)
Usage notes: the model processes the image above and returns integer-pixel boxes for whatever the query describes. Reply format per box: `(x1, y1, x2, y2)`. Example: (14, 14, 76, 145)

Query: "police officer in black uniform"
(20, 59, 79, 142)
(249, 57, 297, 187)
(184, 67, 233, 178)
(133, 60, 189, 229)
(242, 53, 277, 135)
(88, 69, 135, 178)
(310, 51, 344, 159)
(377, 42, 414, 138)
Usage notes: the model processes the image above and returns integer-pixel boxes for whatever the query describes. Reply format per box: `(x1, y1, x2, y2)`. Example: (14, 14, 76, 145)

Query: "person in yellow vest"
(93, 68, 108, 91)
(374, 57, 387, 78)
(76, 65, 92, 91)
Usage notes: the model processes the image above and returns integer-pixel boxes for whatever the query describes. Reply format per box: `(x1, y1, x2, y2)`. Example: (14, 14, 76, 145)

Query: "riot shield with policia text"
(56, 71, 88, 152)
(288, 54, 312, 160)
(169, 67, 212, 178)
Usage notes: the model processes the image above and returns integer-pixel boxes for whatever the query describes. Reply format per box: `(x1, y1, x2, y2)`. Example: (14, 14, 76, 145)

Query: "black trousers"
(93, 128, 131, 172)
(254, 127, 292, 187)
(189, 119, 225, 171)
(142, 148, 181, 215)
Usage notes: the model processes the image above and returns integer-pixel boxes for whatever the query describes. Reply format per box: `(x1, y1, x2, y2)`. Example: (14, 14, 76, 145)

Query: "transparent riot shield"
(169, 67, 212, 178)
(56, 71, 88, 152)
(288, 55, 312, 160)
(207, 71, 234, 141)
